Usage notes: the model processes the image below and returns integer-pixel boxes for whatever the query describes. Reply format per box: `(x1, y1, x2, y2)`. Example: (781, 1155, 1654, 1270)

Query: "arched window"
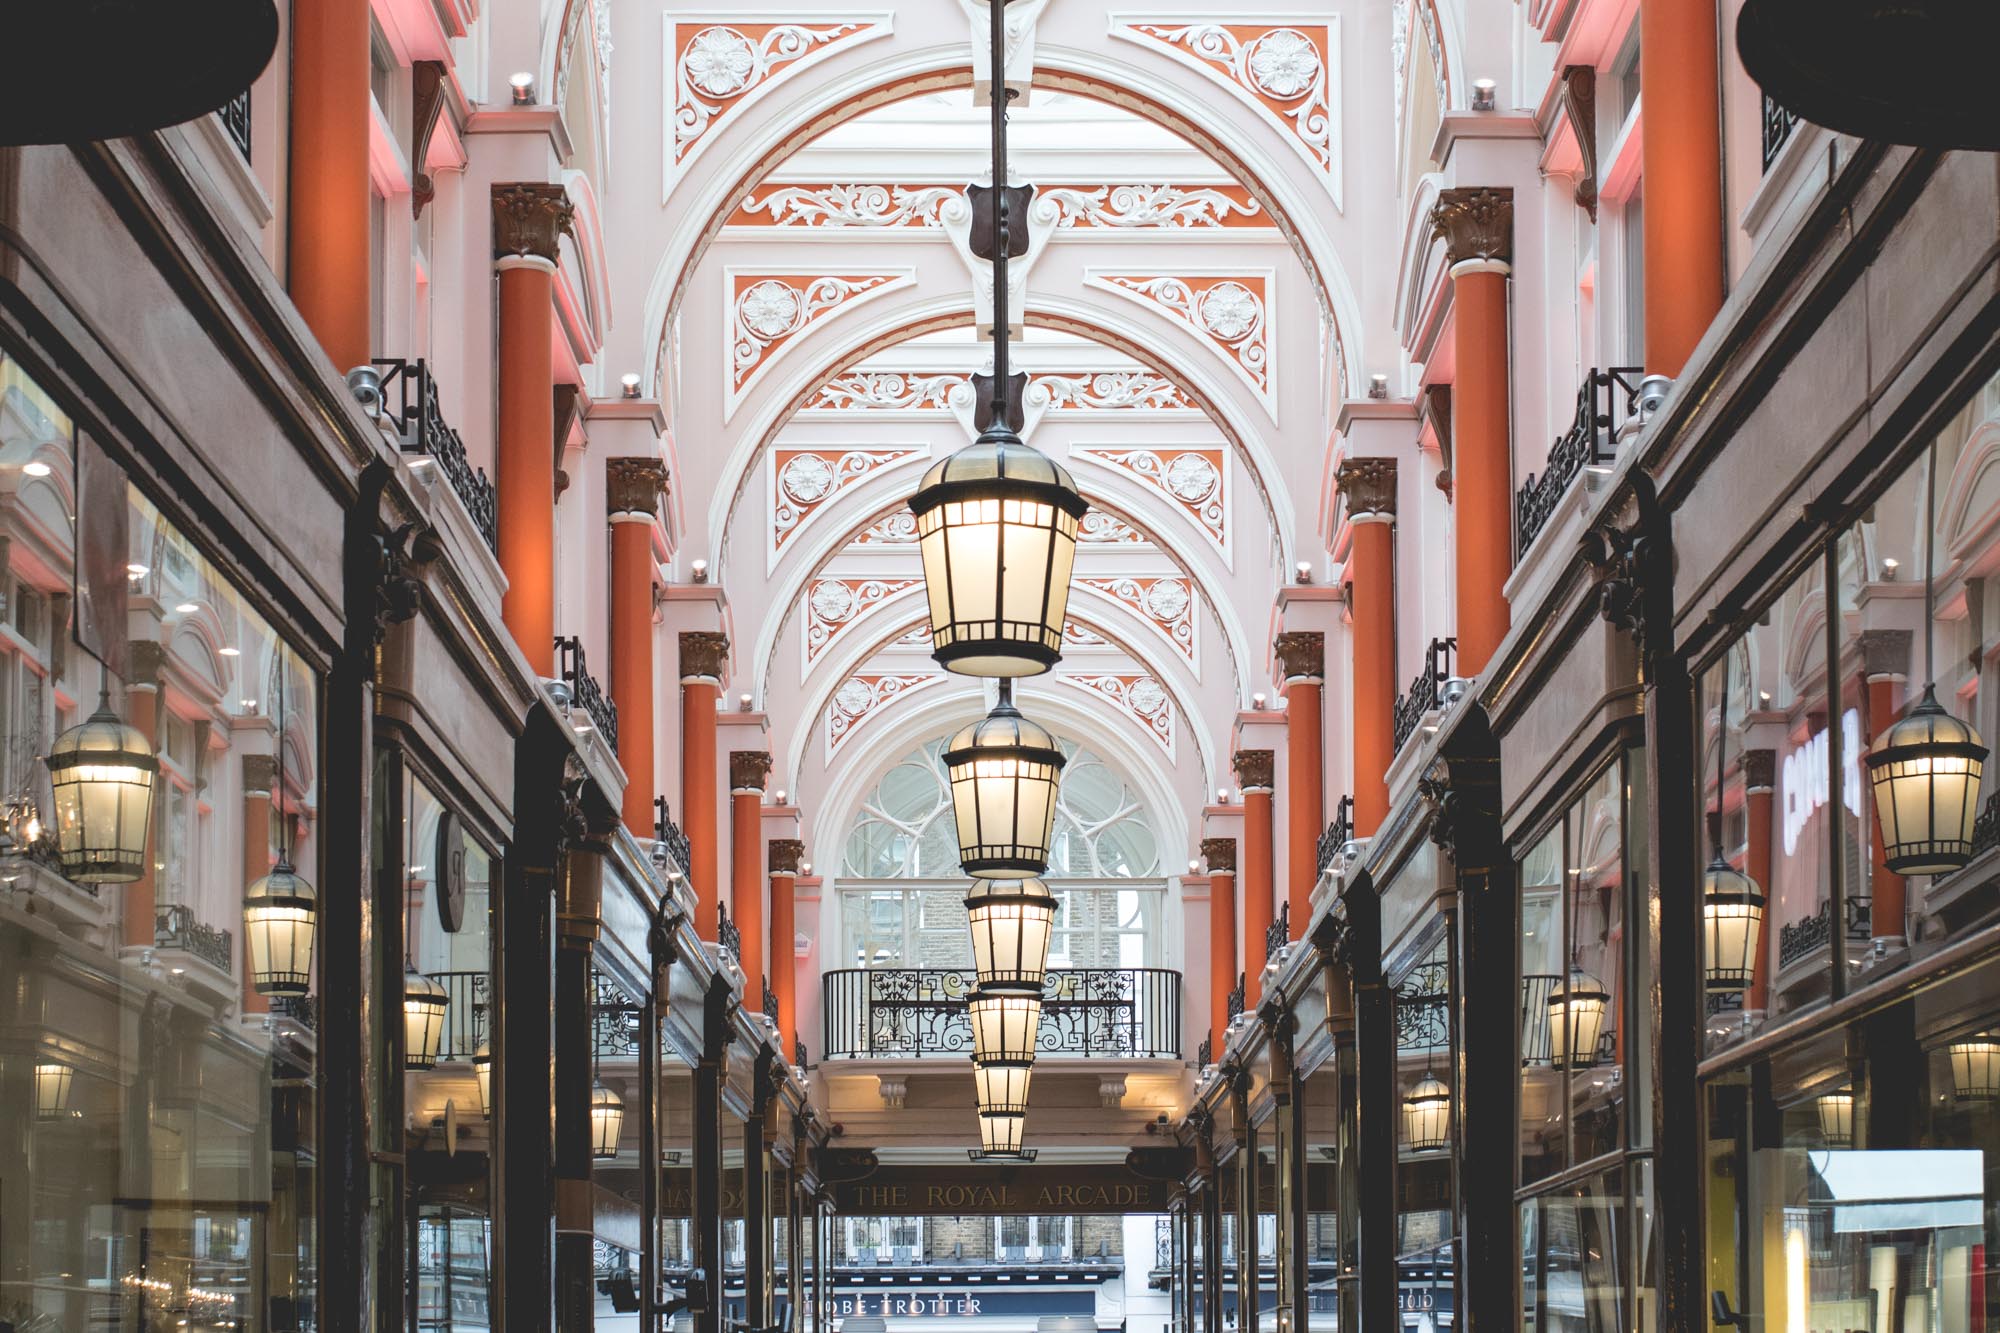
(837, 741, 1165, 971)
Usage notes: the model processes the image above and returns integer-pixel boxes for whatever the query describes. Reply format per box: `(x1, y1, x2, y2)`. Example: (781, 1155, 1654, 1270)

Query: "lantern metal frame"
(969, 1108, 1036, 1162)
(403, 968, 449, 1070)
(1701, 852, 1766, 994)
(1864, 439, 1988, 874)
(965, 876, 1056, 991)
(45, 688, 158, 885)
(968, 989, 1042, 1067)
(906, 0, 1087, 680)
(943, 685, 1067, 878)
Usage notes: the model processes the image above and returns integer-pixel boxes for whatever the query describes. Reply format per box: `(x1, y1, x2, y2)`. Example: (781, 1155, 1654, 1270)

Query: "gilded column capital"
(1742, 748, 1776, 793)
(607, 457, 669, 519)
(679, 631, 730, 681)
(127, 639, 167, 688)
(242, 752, 280, 795)
(1272, 630, 1324, 682)
(1860, 628, 1913, 681)
(1232, 750, 1275, 792)
(1430, 186, 1514, 269)
(769, 839, 805, 875)
(493, 182, 576, 263)
(1202, 837, 1237, 873)
(730, 750, 773, 793)
(1336, 456, 1398, 519)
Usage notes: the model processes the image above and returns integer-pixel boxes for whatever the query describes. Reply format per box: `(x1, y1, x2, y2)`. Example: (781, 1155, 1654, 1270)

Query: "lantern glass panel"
(1548, 972, 1609, 1070)
(978, 1110, 1028, 1156)
(473, 1042, 493, 1119)
(944, 706, 1066, 877)
(1403, 1075, 1450, 1153)
(974, 1062, 1032, 1116)
(1866, 689, 1987, 875)
(1816, 1092, 1854, 1147)
(966, 878, 1055, 989)
(1702, 858, 1765, 994)
(34, 1061, 73, 1120)
(969, 991, 1041, 1063)
(1949, 1036, 2000, 1101)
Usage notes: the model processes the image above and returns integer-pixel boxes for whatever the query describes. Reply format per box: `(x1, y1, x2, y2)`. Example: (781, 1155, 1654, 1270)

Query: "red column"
(680, 633, 728, 938)
(1431, 189, 1515, 674)
(241, 753, 276, 1014)
(608, 460, 668, 833)
(1865, 677, 1908, 944)
(1744, 749, 1776, 1016)
(731, 752, 772, 993)
(769, 839, 804, 1057)
(1640, 0, 1725, 377)
(1276, 632, 1325, 928)
(1204, 837, 1238, 1045)
(1337, 457, 1398, 836)
(493, 185, 574, 678)
(1236, 752, 1275, 1003)
(122, 644, 164, 951)
(288, 0, 371, 371)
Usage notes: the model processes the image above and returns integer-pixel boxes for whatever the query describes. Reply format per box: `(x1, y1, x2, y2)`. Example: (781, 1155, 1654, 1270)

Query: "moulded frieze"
(803, 577, 921, 663)
(727, 271, 909, 410)
(1078, 575, 1198, 664)
(1073, 446, 1227, 556)
(770, 447, 923, 555)
(825, 673, 941, 757)
(1061, 672, 1176, 755)
(1088, 271, 1274, 406)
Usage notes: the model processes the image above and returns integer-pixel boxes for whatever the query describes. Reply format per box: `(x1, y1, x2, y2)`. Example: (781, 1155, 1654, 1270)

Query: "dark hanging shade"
(1736, 0, 2000, 152)
(0, 0, 280, 146)
(910, 425, 1089, 678)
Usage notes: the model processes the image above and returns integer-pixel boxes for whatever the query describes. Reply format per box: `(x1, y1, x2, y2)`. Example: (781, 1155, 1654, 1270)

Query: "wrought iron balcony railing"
(1777, 895, 1872, 970)
(764, 982, 779, 1024)
(433, 969, 490, 1063)
(270, 993, 318, 1031)
(653, 797, 693, 881)
(1196, 1032, 1212, 1069)
(822, 967, 1182, 1060)
(373, 358, 499, 553)
(1316, 795, 1355, 873)
(795, 1037, 809, 1070)
(1226, 972, 1245, 1023)
(1762, 94, 1801, 173)
(1391, 637, 1457, 754)
(1516, 367, 1644, 558)
(717, 902, 741, 963)
(154, 904, 233, 973)
(594, 971, 641, 1057)
(555, 635, 619, 753)
(1966, 791, 2000, 862)
(1265, 901, 1291, 964)
(220, 89, 252, 161)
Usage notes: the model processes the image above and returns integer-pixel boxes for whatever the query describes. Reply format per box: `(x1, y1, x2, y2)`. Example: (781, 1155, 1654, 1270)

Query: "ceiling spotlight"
(1367, 373, 1389, 400)
(620, 373, 642, 399)
(1881, 557, 1900, 580)
(1187, 858, 1200, 874)
(1217, 788, 1231, 804)
(175, 602, 199, 615)
(690, 558, 709, 583)
(1472, 77, 1497, 111)
(774, 789, 788, 804)
(509, 72, 536, 105)
(1296, 561, 1313, 584)
(1252, 693, 1266, 710)
(738, 693, 753, 712)
(800, 861, 813, 875)
(219, 646, 240, 657)
(21, 461, 49, 478)
(126, 563, 149, 578)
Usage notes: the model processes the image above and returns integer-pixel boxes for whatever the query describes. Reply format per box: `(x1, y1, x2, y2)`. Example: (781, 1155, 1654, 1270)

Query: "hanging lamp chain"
(1926, 437, 1937, 688)
(987, 0, 1013, 418)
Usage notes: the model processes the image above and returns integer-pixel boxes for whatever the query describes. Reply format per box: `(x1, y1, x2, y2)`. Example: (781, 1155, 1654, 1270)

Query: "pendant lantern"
(1402, 1073, 1450, 1153)
(965, 877, 1056, 990)
(45, 694, 158, 884)
(34, 1060, 73, 1120)
(592, 1083, 625, 1159)
(472, 1041, 493, 1119)
(1817, 1092, 1854, 1148)
(911, 428, 1088, 677)
(1701, 853, 1766, 994)
(402, 969, 449, 1070)
(944, 689, 1066, 878)
(969, 990, 1042, 1065)
(1866, 686, 1987, 874)
(1547, 970, 1609, 1070)
(244, 858, 317, 995)
(1948, 1034, 2000, 1102)
(971, 1109, 1034, 1161)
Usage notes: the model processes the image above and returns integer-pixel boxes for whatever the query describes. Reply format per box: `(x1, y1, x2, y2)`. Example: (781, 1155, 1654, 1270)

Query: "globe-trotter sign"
(830, 1164, 1172, 1215)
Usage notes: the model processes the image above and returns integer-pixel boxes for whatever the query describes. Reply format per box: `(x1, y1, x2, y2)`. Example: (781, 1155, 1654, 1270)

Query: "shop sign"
(832, 1164, 1167, 1215)
(829, 1289, 1096, 1317)
(1781, 708, 1863, 855)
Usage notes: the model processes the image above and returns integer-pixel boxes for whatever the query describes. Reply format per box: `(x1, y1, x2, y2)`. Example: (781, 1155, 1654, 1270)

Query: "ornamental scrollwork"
(771, 447, 922, 551)
(733, 183, 968, 228)
(1062, 673, 1175, 754)
(1078, 575, 1197, 663)
(1121, 23, 1334, 177)
(1074, 447, 1227, 551)
(671, 20, 887, 173)
(730, 273, 903, 397)
(1094, 273, 1271, 397)
(1032, 183, 1266, 229)
(826, 674, 940, 755)
(803, 577, 921, 662)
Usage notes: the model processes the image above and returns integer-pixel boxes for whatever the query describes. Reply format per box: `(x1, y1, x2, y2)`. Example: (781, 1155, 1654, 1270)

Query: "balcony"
(373, 358, 498, 553)
(1315, 795, 1355, 875)
(1391, 637, 1458, 755)
(1777, 895, 1871, 971)
(1762, 93, 1801, 173)
(433, 969, 489, 1063)
(154, 903, 233, 973)
(1515, 367, 1644, 560)
(822, 967, 1182, 1060)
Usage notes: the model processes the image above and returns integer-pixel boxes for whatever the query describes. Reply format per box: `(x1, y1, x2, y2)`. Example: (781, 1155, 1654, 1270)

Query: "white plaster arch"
(707, 292, 1298, 583)
(629, 41, 1369, 404)
(803, 679, 1197, 889)
(777, 589, 1224, 805)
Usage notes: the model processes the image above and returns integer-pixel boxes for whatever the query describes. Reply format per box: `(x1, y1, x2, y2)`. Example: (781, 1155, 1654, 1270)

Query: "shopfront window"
(1301, 1049, 1341, 1332)
(0, 352, 322, 1327)
(1706, 954, 2000, 1333)
(1393, 939, 1454, 1299)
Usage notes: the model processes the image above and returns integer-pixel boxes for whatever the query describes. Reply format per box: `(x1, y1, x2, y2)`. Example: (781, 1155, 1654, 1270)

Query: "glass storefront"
(0, 352, 323, 1327)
